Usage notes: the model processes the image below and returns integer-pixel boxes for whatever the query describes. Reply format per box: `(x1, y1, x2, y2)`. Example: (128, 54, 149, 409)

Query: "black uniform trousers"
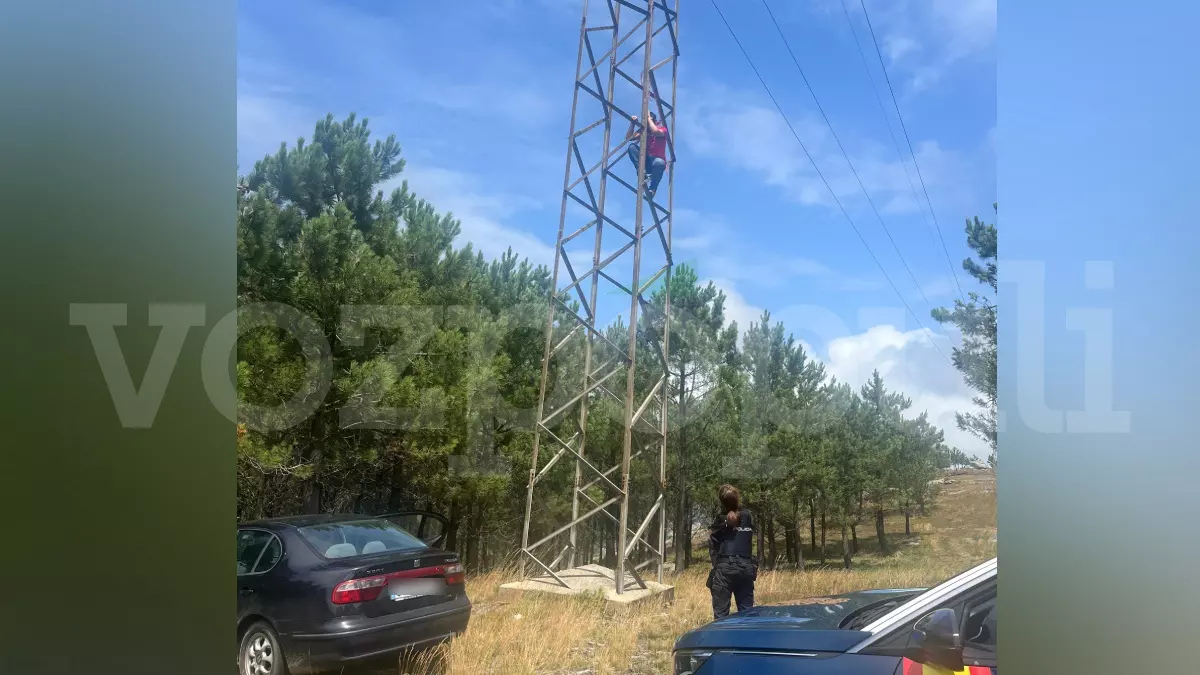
(707, 554, 757, 619)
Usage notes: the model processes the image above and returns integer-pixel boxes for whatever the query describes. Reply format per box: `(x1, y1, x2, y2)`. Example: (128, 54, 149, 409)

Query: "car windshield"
(297, 519, 428, 559)
(841, 595, 920, 630)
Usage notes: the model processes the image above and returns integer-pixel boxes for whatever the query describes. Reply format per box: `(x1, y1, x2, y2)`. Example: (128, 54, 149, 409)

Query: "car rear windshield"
(297, 519, 428, 559)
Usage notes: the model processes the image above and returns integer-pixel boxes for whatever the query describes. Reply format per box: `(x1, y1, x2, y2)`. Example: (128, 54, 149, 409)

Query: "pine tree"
(932, 204, 998, 465)
(649, 265, 736, 571)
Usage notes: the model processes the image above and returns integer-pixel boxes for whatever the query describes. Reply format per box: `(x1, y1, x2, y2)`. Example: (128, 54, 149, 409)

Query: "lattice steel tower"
(518, 0, 680, 595)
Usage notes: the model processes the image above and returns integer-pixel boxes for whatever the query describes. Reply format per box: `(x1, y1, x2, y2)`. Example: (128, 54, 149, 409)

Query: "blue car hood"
(674, 588, 925, 654)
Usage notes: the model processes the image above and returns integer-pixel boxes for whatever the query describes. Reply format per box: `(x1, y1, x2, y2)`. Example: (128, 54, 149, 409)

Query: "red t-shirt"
(646, 125, 668, 159)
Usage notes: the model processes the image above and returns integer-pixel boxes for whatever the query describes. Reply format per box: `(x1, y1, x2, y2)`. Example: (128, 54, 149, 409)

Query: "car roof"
(238, 513, 390, 529)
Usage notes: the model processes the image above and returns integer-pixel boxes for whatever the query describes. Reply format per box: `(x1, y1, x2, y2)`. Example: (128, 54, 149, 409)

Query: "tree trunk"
(303, 453, 323, 514)
(766, 512, 777, 568)
(875, 507, 889, 555)
(304, 479, 323, 514)
(683, 493, 694, 566)
(385, 457, 408, 511)
(787, 496, 800, 567)
(302, 415, 326, 514)
(254, 472, 268, 521)
(465, 504, 480, 570)
(601, 519, 608, 566)
(794, 519, 806, 572)
(787, 496, 798, 566)
(604, 518, 616, 567)
(757, 513, 766, 566)
(612, 516, 620, 567)
(674, 369, 689, 572)
(820, 502, 827, 565)
(904, 504, 912, 537)
(809, 498, 817, 557)
(446, 499, 461, 554)
(851, 492, 863, 553)
(352, 479, 367, 514)
(841, 521, 852, 569)
(465, 528, 479, 571)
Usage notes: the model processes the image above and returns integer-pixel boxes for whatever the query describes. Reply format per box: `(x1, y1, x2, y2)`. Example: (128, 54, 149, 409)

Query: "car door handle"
(238, 588, 255, 597)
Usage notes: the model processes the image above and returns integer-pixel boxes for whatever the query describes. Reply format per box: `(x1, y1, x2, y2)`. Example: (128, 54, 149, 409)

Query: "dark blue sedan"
(672, 558, 996, 675)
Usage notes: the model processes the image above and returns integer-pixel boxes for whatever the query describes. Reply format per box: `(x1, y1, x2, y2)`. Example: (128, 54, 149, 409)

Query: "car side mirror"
(905, 608, 964, 671)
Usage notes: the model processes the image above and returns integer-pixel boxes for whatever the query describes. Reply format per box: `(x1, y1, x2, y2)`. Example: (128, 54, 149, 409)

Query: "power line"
(852, 0, 967, 303)
(706, 0, 953, 366)
(834, 0, 956, 306)
(759, 0, 957, 347)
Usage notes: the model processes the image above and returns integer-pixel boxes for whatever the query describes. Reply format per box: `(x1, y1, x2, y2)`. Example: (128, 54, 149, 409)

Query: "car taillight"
(331, 576, 388, 604)
(331, 561, 466, 604)
(444, 562, 465, 586)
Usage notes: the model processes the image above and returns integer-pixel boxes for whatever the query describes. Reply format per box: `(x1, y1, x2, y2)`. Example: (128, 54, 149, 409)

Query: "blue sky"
(237, 0, 996, 456)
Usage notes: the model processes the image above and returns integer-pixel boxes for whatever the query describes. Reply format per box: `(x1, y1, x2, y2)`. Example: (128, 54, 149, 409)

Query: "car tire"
(238, 621, 289, 675)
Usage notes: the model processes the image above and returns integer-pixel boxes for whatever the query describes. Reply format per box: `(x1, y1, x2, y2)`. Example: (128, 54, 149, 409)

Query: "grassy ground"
(392, 470, 996, 675)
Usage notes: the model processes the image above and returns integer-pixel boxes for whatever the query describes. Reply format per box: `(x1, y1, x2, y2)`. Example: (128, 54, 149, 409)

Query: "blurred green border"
(0, 2, 234, 673)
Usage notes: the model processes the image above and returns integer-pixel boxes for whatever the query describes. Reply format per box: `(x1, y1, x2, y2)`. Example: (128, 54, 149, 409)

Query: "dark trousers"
(708, 556, 756, 620)
(626, 142, 666, 194)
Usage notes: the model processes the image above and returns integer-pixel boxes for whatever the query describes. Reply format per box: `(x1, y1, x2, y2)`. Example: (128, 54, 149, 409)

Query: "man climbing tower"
(625, 110, 668, 200)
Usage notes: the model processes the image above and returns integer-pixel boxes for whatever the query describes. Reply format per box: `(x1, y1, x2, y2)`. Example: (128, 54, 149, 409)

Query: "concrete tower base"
(498, 564, 674, 609)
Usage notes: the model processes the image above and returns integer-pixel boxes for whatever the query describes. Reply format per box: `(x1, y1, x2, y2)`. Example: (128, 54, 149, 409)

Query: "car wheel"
(238, 621, 288, 675)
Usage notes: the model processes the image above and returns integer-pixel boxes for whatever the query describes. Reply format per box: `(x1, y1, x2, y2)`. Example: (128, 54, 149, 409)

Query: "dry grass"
(393, 471, 996, 675)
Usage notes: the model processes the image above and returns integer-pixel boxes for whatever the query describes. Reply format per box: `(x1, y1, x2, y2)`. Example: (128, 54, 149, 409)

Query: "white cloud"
(679, 83, 978, 219)
(884, 34, 919, 63)
(928, 0, 997, 56)
(387, 166, 556, 266)
(673, 209, 724, 253)
(403, 76, 558, 131)
(673, 207, 884, 293)
(708, 277, 765, 337)
(823, 323, 988, 458)
(236, 86, 318, 170)
(838, 0, 996, 94)
(702, 276, 983, 457)
(250, 0, 559, 132)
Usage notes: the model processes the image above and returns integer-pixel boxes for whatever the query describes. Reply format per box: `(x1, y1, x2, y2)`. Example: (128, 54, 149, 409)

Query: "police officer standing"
(706, 484, 757, 620)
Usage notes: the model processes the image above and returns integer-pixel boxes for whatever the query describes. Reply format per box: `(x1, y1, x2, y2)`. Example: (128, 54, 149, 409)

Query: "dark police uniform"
(706, 507, 757, 619)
